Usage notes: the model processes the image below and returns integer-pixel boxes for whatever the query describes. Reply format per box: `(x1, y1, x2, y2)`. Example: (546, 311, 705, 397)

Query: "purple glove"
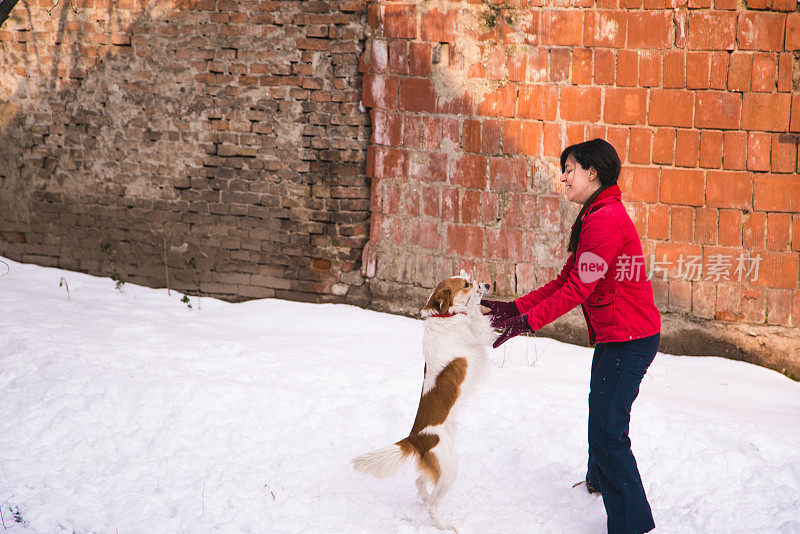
(493, 314, 534, 349)
(481, 299, 520, 328)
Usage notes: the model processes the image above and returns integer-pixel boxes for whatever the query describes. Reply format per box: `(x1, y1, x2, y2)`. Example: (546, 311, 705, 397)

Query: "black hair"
(561, 139, 621, 253)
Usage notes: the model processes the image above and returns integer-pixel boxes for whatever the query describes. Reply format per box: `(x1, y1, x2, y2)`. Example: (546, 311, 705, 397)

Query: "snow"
(0, 256, 799, 534)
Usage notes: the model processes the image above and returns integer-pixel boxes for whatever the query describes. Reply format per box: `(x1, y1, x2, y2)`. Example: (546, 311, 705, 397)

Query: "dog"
(352, 271, 496, 531)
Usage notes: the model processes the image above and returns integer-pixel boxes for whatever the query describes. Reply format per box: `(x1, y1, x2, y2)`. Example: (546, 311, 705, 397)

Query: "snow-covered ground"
(0, 256, 798, 534)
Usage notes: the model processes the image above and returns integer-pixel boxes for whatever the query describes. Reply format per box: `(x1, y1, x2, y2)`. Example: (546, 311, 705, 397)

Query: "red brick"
(566, 123, 587, 148)
(629, 127, 652, 164)
(716, 283, 742, 321)
(541, 9, 584, 46)
(715, 0, 737, 8)
(648, 203, 670, 240)
(649, 89, 693, 128)
(706, 170, 752, 209)
(718, 209, 743, 246)
(778, 53, 793, 93)
(668, 280, 692, 313)
(709, 52, 728, 90)
(793, 95, 800, 133)
(482, 120, 502, 154)
(604, 87, 647, 125)
(526, 49, 549, 83)
(687, 11, 736, 50)
(737, 12, 785, 51)
(619, 166, 659, 203)
(403, 115, 423, 149)
(560, 86, 601, 122)
(743, 211, 766, 249)
(767, 213, 792, 251)
(447, 224, 484, 258)
(747, 132, 771, 172)
(370, 39, 388, 73)
(453, 154, 487, 189)
(723, 131, 747, 170)
(699, 129, 723, 168)
(793, 214, 800, 252)
(741, 287, 766, 323)
(751, 53, 776, 93)
(794, 290, 800, 328)
(460, 190, 481, 224)
(663, 51, 685, 88)
(501, 10, 540, 46)
(485, 227, 524, 260)
(549, 48, 571, 82)
(374, 146, 407, 178)
(508, 54, 527, 82)
(484, 45, 507, 81)
(422, 117, 442, 151)
(616, 49, 638, 87)
(371, 110, 402, 146)
(742, 93, 791, 132)
(522, 121, 543, 156)
(686, 52, 710, 90)
(787, 13, 800, 50)
(503, 121, 522, 155)
(754, 175, 800, 213)
(362, 74, 399, 110)
(594, 49, 616, 85)
(399, 78, 436, 114)
(409, 42, 431, 77)
(477, 83, 517, 118)
(583, 10, 627, 48)
(676, 129, 700, 167)
(518, 85, 558, 120)
(692, 282, 717, 320)
(695, 207, 718, 244)
(412, 152, 447, 184)
(463, 119, 481, 153)
(628, 10, 672, 48)
(411, 220, 443, 250)
(382, 4, 417, 39)
(695, 91, 741, 130)
(751, 252, 800, 290)
(440, 187, 459, 222)
(572, 48, 592, 84)
(420, 8, 457, 43)
(766, 289, 792, 326)
(542, 122, 563, 158)
(773, 0, 797, 10)
(772, 133, 798, 173)
(727, 53, 752, 92)
(638, 50, 661, 87)
(388, 39, 408, 75)
(661, 168, 705, 206)
(653, 128, 676, 165)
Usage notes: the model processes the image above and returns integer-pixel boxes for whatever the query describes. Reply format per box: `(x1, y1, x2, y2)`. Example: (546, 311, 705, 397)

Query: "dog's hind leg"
(423, 434, 458, 531)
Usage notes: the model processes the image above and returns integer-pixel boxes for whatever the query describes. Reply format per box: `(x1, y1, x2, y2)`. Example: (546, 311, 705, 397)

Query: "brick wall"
(0, 0, 370, 305)
(360, 0, 800, 374)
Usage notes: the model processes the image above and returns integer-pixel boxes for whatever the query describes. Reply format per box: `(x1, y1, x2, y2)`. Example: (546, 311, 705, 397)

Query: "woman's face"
(561, 155, 600, 204)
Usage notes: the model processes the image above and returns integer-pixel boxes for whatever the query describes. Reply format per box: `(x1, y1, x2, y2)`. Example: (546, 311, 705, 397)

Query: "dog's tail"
(352, 440, 415, 478)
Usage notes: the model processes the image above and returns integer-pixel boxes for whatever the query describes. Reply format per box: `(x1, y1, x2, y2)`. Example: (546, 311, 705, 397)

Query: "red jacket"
(514, 185, 661, 345)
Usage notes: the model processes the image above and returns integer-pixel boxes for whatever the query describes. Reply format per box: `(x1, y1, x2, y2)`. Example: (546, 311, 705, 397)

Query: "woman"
(482, 138, 661, 534)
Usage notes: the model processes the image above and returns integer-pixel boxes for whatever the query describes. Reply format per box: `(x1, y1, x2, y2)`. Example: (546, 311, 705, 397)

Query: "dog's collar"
(428, 312, 467, 318)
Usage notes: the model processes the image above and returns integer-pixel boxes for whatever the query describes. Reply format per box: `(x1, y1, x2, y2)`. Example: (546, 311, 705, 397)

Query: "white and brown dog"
(352, 272, 496, 531)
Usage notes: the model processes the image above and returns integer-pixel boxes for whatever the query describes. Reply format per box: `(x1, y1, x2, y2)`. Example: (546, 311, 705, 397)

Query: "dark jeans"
(586, 333, 659, 534)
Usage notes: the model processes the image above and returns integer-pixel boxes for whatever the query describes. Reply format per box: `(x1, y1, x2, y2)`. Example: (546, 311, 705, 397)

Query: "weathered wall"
(0, 0, 370, 304)
(359, 0, 800, 376)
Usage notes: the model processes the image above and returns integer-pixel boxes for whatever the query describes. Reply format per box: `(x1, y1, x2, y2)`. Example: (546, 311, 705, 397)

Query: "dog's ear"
(421, 287, 452, 316)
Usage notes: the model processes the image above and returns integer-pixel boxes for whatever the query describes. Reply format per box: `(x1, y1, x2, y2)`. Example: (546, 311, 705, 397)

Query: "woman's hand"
(493, 314, 534, 348)
(480, 299, 520, 328)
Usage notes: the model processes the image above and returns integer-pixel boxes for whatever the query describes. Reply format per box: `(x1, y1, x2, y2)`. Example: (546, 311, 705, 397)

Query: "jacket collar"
(581, 184, 621, 221)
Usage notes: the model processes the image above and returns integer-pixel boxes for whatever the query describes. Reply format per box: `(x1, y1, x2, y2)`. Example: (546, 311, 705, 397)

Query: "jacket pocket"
(587, 291, 616, 325)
